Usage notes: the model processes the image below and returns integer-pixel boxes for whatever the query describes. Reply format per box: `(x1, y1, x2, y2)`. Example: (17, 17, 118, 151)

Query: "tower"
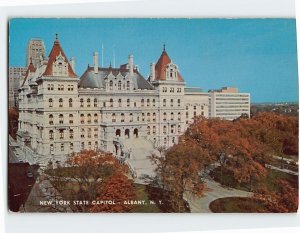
(26, 38, 46, 68)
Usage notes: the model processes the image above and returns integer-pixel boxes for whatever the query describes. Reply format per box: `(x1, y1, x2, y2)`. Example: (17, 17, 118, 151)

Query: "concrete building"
(26, 38, 46, 68)
(8, 67, 27, 108)
(209, 87, 250, 120)
(17, 36, 250, 166)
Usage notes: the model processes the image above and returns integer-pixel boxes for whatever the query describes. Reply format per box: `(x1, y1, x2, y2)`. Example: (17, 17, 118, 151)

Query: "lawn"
(210, 166, 298, 192)
(209, 197, 270, 213)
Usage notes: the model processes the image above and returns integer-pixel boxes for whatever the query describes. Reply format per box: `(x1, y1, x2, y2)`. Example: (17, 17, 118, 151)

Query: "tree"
(90, 172, 136, 213)
(8, 108, 19, 139)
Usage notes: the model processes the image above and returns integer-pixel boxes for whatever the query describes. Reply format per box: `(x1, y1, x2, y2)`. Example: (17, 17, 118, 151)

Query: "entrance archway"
(116, 129, 121, 137)
(133, 128, 138, 138)
(125, 129, 130, 138)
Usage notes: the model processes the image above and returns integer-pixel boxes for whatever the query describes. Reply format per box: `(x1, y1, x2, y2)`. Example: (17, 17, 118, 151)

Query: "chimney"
(70, 57, 75, 72)
(93, 52, 98, 74)
(150, 63, 155, 82)
(128, 54, 134, 77)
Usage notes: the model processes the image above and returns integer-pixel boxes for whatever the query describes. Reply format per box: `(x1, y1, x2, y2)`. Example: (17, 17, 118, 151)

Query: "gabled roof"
(43, 35, 76, 77)
(21, 61, 36, 87)
(154, 49, 184, 81)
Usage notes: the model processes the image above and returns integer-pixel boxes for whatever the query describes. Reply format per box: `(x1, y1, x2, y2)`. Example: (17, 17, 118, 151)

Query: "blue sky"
(9, 18, 298, 103)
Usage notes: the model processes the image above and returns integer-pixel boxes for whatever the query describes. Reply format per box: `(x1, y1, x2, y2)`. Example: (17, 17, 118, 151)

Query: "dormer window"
(52, 52, 68, 76)
(165, 63, 178, 80)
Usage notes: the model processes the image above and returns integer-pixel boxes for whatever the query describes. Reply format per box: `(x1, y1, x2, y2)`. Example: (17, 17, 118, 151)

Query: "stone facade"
(17, 36, 250, 165)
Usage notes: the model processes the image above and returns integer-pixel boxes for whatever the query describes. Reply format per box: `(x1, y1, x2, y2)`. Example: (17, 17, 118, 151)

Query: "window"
(69, 98, 73, 107)
(87, 114, 91, 124)
(164, 137, 167, 145)
(81, 128, 85, 138)
(88, 141, 92, 149)
(194, 106, 196, 110)
(147, 113, 150, 122)
(126, 81, 130, 90)
(59, 98, 63, 107)
(171, 125, 174, 133)
(153, 99, 156, 107)
(153, 112, 156, 122)
(141, 99, 144, 107)
(69, 129, 74, 139)
(121, 113, 125, 122)
(70, 143, 73, 150)
(129, 113, 133, 122)
(80, 114, 85, 124)
(47, 84, 51, 91)
(61, 85, 64, 91)
(80, 98, 84, 107)
(94, 98, 97, 107)
(201, 105, 204, 110)
(170, 99, 174, 107)
(88, 128, 92, 138)
(49, 114, 54, 125)
(201, 111, 204, 116)
(94, 128, 98, 138)
(163, 125, 167, 134)
(153, 126, 156, 134)
(147, 99, 150, 107)
(59, 129, 64, 139)
(170, 88, 174, 93)
(118, 99, 122, 107)
(59, 114, 64, 124)
(163, 112, 167, 121)
(94, 114, 98, 123)
(194, 111, 197, 117)
(186, 112, 189, 119)
(87, 98, 91, 107)
(171, 112, 174, 120)
(49, 130, 54, 140)
(186, 106, 188, 110)
(50, 84, 54, 90)
(95, 141, 98, 150)
(178, 112, 181, 121)
(118, 81, 122, 90)
(178, 99, 181, 107)
(69, 114, 73, 124)
(61, 143, 64, 151)
(147, 126, 150, 135)
(127, 99, 130, 107)
(50, 144, 54, 151)
(142, 113, 145, 121)
(112, 113, 116, 122)
(81, 142, 85, 150)
(163, 99, 166, 107)
(178, 125, 181, 133)
(110, 99, 114, 107)
(49, 98, 53, 107)
(109, 80, 113, 90)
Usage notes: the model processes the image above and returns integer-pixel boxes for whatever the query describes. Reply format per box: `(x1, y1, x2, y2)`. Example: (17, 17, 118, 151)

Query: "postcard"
(8, 18, 298, 213)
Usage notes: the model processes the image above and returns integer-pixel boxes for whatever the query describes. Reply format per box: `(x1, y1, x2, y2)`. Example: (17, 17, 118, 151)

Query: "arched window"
(112, 113, 116, 122)
(118, 99, 122, 107)
(163, 125, 167, 134)
(163, 99, 166, 107)
(50, 144, 54, 151)
(147, 99, 150, 107)
(178, 99, 181, 107)
(80, 98, 84, 107)
(69, 129, 74, 139)
(110, 98, 114, 107)
(164, 137, 167, 145)
(127, 99, 130, 107)
(94, 98, 97, 107)
(109, 80, 113, 90)
(153, 99, 156, 107)
(94, 114, 98, 123)
(121, 113, 125, 122)
(170, 99, 173, 107)
(118, 81, 122, 90)
(49, 98, 53, 107)
(49, 114, 53, 125)
(88, 128, 92, 138)
(178, 125, 181, 133)
(80, 114, 85, 124)
(69, 114, 73, 124)
(171, 112, 174, 120)
(129, 113, 133, 122)
(69, 98, 73, 107)
(141, 99, 144, 107)
(49, 130, 54, 140)
(59, 114, 64, 124)
(81, 142, 85, 150)
(163, 112, 167, 121)
(178, 112, 181, 121)
(59, 129, 64, 139)
(87, 114, 91, 123)
(87, 98, 91, 107)
(95, 141, 98, 150)
(153, 126, 156, 134)
(153, 112, 156, 122)
(171, 125, 175, 133)
(59, 98, 63, 107)
(142, 113, 145, 121)
(147, 126, 150, 135)
(70, 143, 73, 150)
(126, 81, 130, 90)
(81, 128, 85, 138)
(94, 128, 98, 138)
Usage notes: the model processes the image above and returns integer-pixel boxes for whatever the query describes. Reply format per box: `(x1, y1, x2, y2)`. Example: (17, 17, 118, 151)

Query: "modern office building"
(8, 67, 27, 108)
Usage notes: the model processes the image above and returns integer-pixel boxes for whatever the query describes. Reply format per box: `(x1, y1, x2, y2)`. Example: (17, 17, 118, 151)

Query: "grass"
(210, 166, 298, 192)
(209, 197, 270, 213)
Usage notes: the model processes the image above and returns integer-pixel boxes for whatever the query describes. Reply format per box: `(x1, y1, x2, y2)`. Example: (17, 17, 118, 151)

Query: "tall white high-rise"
(26, 38, 46, 68)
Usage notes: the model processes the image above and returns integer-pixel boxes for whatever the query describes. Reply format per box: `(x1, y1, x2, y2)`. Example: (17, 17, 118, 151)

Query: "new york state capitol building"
(17, 36, 250, 167)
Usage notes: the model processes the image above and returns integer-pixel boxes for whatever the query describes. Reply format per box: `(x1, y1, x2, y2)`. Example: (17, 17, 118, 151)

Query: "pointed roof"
(21, 60, 36, 87)
(154, 48, 184, 81)
(43, 34, 76, 77)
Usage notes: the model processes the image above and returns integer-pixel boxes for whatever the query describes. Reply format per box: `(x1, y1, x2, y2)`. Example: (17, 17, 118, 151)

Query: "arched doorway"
(134, 128, 138, 138)
(125, 129, 130, 138)
(116, 129, 121, 137)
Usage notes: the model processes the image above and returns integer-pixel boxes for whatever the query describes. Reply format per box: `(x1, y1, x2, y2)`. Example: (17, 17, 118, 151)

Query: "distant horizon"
(9, 18, 299, 103)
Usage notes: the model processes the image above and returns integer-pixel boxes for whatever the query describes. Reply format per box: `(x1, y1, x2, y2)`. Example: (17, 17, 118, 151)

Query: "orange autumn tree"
(63, 150, 131, 211)
(90, 172, 136, 213)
